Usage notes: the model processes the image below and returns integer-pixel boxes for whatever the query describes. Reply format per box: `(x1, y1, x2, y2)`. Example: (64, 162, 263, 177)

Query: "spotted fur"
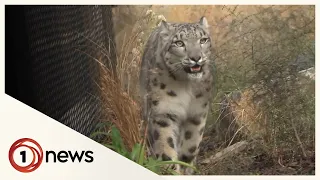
(139, 17, 214, 175)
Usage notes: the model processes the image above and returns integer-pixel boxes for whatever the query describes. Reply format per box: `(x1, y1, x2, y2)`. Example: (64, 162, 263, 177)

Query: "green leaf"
(130, 144, 142, 162)
(145, 157, 160, 173)
(110, 126, 128, 155)
(89, 131, 109, 139)
(101, 143, 116, 150)
(137, 142, 146, 165)
(145, 160, 198, 173)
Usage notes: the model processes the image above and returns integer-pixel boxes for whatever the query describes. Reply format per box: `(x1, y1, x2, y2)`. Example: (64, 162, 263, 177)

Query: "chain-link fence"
(5, 5, 116, 137)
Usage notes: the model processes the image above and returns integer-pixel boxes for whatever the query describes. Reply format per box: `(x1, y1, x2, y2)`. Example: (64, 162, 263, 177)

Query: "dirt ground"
(196, 125, 315, 175)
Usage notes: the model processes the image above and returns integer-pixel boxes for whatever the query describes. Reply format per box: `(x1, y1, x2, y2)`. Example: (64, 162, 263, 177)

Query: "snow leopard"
(139, 16, 214, 175)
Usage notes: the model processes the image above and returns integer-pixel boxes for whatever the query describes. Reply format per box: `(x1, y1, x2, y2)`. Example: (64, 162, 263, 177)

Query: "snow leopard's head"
(159, 17, 213, 81)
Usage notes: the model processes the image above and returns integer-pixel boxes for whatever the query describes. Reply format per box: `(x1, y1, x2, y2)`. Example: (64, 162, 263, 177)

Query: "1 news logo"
(9, 138, 94, 173)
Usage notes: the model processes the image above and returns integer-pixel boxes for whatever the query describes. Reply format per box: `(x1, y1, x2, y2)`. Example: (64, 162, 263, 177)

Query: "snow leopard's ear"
(159, 20, 170, 33)
(199, 16, 209, 29)
(159, 20, 172, 38)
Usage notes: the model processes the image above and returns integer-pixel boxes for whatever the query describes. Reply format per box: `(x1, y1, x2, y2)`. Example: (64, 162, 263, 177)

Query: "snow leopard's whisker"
(170, 64, 184, 73)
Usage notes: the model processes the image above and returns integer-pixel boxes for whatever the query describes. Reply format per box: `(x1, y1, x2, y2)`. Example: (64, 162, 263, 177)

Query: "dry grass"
(219, 87, 268, 143)
(97, 59, 142, 150)
(95, 21, 147, 150)
(94, 7, 165, 151)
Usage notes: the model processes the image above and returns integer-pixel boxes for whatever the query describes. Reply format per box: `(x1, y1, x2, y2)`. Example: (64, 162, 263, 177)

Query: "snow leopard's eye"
(174, 41, 185, 47)
(200, 38, 209, 44)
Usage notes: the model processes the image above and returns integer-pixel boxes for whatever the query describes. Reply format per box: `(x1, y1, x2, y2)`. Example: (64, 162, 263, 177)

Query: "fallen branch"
(200, 141, 249, 164)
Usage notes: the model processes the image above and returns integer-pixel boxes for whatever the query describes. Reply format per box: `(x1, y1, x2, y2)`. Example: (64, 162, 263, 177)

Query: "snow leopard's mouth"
(185, 64, 202, 74)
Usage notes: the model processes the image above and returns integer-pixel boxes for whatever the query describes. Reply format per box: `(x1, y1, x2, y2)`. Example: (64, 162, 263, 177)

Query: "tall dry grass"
(94, 7, 168, 151)
(98, 59, 142, 150)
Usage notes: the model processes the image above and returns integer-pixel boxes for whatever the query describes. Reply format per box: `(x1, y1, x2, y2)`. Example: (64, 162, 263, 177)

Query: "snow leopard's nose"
(190, 56, 201, 62)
